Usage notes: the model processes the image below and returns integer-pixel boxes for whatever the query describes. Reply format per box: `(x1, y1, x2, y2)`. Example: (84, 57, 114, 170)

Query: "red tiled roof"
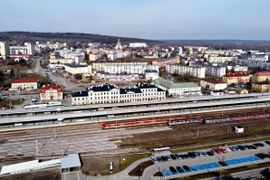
(40, 85, 62, 93)
(254, 71, 270, 76)
(12, 79, 37, 84)
(225, 72, 249, 77)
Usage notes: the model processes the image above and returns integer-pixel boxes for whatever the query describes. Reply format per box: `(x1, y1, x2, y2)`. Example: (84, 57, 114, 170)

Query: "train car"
(168, 116, 203, 126)
(100, 118, 168, 129)
(203, 116, 231, 124)
(24, 104, 48, 109)
(47, 101, 62, 107)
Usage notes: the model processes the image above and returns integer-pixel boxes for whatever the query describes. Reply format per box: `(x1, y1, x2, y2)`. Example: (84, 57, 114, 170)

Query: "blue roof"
(61, 154, 81, 169)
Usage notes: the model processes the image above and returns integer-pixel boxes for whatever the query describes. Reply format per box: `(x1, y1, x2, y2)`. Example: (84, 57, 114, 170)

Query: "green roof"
(154, 78, 199, 89)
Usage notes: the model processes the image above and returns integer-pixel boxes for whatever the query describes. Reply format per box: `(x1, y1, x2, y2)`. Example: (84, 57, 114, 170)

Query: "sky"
(0, 0, 270, 40)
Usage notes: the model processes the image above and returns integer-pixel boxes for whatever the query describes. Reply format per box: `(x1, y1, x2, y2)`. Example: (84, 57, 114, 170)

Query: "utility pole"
(35, 139, 38, 157)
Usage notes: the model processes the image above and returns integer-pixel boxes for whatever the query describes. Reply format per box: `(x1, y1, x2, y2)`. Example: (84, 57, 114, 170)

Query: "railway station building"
(71, 83, 166, 105)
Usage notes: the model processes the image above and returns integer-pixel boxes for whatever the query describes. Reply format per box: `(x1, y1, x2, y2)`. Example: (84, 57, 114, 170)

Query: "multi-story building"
(252, 84, 270, 93)
(227, 65, 248, 72)
(235, 59, 270, 70)
(0, 41, 10, 59)
(129, 43, 148, 48)
(154, 78, 201, 96)
(205, 65, 226, 77)
(10, 79, 38, 91)
(71, 83, 166, 105)
(204, 50, 225, 58)
(39, 85, 63, 101)
(207, 56, 234, 64)
(152, 57, 180, 68)
(166, 64, 206, 78)
(49, 58, 75, 64)
(252, 71, 270, 83)
(200, 79, 227, 91)
(92, 62, 159, 75)
(144, 70, 159, 81)
(223, 72, 250, 85)
(64, 64, 92, 76)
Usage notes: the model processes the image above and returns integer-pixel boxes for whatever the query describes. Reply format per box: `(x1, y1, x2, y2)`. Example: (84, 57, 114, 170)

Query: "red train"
(100, 111, 270, 129)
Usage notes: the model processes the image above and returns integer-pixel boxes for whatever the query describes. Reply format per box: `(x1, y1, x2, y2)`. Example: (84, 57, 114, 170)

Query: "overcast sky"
(1, 0, 270, 40)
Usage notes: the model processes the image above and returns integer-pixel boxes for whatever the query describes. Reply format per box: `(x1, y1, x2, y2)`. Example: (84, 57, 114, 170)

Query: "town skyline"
(1, 0, 270, 40)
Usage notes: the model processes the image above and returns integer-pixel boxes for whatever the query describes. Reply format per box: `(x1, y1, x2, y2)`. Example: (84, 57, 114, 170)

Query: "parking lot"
(142, 140, 270, 179)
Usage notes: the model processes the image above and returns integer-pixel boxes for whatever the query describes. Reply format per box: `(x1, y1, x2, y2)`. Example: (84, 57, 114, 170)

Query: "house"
(252, 71, 270, 83)
(223, 72, 250, 85)
(10, 79, 37, 91)
(40, 85, 63, 101)
(200, 78, 227, 91)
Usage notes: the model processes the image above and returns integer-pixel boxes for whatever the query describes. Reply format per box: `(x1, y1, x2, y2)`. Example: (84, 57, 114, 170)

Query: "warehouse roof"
(154, 78, 200, 89)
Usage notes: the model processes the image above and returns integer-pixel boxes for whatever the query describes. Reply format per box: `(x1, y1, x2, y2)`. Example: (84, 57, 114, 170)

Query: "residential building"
(205, 65, 226, 77)
(227, 65, 248, 72)
(49, 58, 75, 64)
(252, 71, 270, 83)
(0, 41, 10, 59)
(152, 57, 180, 68)
(144, 70, 159, 81)
(92, 62, 159, 75)
(235, 59, 270, 70)
(207, 56, 234, 64)
(64, 64, 92, 76)
(166, 64, 206, 78)
(10, 79, 38, 91)
(154, 78, 201, 96)
(204, 50, 225, 58)
(223, 72, 250, 85)
(129, 43, 147, 48)
(200, 79, 227, 91)
(40, 85, 63, 101)
(71, 83, 166, 105)
(96, 73, 140, 81)
(252, 84, 270, 92)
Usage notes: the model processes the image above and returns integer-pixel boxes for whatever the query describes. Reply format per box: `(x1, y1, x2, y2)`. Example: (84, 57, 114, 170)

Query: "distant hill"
(0, 31, 159, 45)
(164, 40, 270, 51)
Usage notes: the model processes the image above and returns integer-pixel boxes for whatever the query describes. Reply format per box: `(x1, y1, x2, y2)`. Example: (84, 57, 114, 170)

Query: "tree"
(74, 74, 82, 80)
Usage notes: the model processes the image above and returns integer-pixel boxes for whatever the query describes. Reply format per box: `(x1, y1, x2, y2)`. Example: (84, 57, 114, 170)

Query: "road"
(33, 57, 81, 91)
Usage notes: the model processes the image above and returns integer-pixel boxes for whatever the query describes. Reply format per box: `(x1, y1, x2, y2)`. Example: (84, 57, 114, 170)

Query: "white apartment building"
(205, 65, 226, 77)
(71, 83, 166, 105)
(64, 64, 92, 76)
(166, 64, 206, 78)
(129, 43, 148, 48)
(0, 41, 10, 59)
(235, 59, 270, 70)
(10, 79, 38, 91)
(208, 56, 234, 64)
(92, 62, 159, 75)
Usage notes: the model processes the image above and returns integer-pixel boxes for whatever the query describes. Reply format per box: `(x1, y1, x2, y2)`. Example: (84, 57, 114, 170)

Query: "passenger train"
(100, 110, 270, 129)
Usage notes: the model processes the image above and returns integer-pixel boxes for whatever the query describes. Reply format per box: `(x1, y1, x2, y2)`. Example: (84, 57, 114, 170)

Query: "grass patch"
(120, 152, 151, 171)
(0, 99, 23, 105)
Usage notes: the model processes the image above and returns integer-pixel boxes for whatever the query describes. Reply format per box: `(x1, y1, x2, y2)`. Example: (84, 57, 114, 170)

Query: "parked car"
(253, 143, 264, 148)
(176, 166, 184, 173)
(169, 166, 177, 174)
(182, 165, 191, 172)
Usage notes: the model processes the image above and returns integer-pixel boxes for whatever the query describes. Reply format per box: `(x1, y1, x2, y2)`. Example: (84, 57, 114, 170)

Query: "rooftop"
(40, 85, 62, 93)
(61, 154, 81, 169)
(155, 78, 200, 89)
(72, 91, 88, 97)
(254, 71, 270, 76)
(12, 78, 37, 84)
(88, 84, 118, 92)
